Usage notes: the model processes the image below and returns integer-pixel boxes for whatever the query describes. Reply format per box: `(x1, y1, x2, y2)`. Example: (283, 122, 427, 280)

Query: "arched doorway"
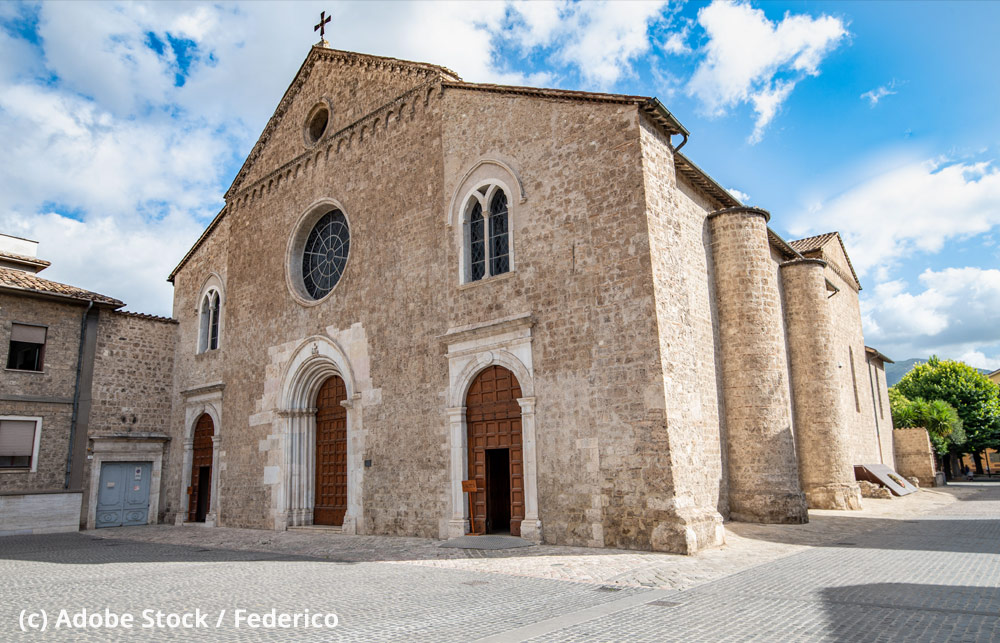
(314, 375, 348, 526)
(467, 365, 524, 535)
(188, 413, 214, 522)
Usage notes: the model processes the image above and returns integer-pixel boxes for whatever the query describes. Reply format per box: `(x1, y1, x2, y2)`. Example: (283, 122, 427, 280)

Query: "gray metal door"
(95, 462, 151, 528)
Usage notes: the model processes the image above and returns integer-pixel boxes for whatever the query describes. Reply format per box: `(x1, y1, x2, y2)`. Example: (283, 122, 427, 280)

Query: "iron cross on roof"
(314, 11, 331, 43)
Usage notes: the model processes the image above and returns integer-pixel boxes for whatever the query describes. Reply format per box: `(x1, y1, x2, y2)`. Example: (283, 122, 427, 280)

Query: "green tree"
(893, 357, 1000, 455)
(889, 391, 966, 454)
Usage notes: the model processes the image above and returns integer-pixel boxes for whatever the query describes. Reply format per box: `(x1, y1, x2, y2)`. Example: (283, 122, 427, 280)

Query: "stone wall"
(893, 428, 936, 487)
(707, 209, 807, 524)
(164, 48, 894, 553)
(638, 116, 726, 551)
(867, 357, 895, 467)
(170, 54, 717, 552)
(84, 310, 177, 524)
(90, 311, 178, 434)
(780, 259, 861, 510)
(821, 243, 887, 467)
(0, 293, 87, 493)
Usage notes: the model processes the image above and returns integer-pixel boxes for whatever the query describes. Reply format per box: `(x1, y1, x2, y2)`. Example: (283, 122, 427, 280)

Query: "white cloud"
(861, 79, 900, 107)
(661, 21, 692, 55)
(0, 211, 205, 315)
(860, 268, 1000, 369)
(687, 1, 847, 143)
(790, 158, 1000, 278)
(505, 0, 669, 88)
(2, 1, 589, 316)
(727, 187, 750, 203)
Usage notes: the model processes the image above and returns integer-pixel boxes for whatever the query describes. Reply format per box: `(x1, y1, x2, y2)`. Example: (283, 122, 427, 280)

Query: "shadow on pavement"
(0, 532, 353, 565)
(819, 583, 1000, 641)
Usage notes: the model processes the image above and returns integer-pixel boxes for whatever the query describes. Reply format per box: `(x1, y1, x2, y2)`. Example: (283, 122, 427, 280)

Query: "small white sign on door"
(135, 467, 142, 481)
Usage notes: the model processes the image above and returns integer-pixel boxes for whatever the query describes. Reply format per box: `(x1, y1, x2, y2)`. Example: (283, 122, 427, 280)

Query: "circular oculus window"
(300, 209, 350, 300)
(305, 102, 330, 145)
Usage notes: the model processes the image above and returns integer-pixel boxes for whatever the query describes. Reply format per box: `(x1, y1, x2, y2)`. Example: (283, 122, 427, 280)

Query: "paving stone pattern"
(1, 485, 998, 641)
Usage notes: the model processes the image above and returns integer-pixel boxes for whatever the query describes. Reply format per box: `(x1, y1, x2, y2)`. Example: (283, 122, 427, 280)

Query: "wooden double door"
(188, 413, 214, 522)
(467, 366, 525, 536)
(314, 375, 348, 526)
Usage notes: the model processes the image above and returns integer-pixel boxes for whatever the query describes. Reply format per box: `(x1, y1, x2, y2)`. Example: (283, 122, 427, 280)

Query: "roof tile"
(0, 267, 123, 306)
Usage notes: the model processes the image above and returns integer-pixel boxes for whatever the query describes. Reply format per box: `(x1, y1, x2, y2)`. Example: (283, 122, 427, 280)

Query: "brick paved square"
(2, 485, 998, 641)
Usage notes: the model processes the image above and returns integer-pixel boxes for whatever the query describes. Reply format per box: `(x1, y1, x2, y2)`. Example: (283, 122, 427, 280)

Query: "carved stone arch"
(186, 402, 221, 441)
(444, 342, 540, 542)
(449, 349, 534, 408)
(279, 335, 358, 409)
(177, 385, 224, 527)
(275, 335, 363, 533)
(448, 157, 526, 227)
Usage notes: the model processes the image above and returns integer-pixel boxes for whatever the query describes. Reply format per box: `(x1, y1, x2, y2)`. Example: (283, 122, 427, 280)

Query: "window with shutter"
(0, 419, 39, 469)
(6, 323, 46, 371)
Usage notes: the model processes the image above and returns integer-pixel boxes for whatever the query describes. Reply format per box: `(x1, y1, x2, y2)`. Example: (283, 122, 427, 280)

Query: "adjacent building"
(0, 233, 176, 535)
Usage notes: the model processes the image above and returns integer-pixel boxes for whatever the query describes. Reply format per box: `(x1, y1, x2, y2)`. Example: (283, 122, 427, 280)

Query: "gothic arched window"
(198, 289, 221, 353)
(464, 186, 511, 283)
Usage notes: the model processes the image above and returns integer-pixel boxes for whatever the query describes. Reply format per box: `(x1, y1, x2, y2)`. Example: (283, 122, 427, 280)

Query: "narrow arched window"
(198, 289, 222, 353)
(488, 190, 509, 276)
(469, 202, 485, 282)
(209, 292, 220, 350)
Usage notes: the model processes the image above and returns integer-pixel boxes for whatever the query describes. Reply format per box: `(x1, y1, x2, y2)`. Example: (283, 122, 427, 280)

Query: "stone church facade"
(103, 45, 894, 554)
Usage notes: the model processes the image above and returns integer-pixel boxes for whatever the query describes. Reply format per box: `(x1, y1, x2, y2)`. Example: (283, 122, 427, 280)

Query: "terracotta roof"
(674, 152, 741, 209)
(788, 231, 862, 290)
(0, 250, 50, 270)
(113, 310, 177, 324)
(788, 232, 839, 254)
(865, 346, 895, 364)
(0, 267, 123, 306)
(767, 229, 803, 260)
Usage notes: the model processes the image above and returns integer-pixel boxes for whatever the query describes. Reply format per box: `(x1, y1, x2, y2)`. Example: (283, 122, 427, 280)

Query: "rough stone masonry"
(147, 44, 897, 554)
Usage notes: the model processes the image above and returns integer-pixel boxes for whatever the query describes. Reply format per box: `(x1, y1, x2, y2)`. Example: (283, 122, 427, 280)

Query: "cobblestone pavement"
(1, 484, 997, 641)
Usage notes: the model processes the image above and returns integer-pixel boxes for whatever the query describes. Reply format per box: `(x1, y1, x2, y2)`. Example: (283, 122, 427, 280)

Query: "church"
(153, 41, 897, 555)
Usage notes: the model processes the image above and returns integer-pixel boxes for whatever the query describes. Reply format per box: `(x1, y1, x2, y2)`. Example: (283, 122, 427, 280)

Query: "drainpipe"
(65, 300, 93, 489)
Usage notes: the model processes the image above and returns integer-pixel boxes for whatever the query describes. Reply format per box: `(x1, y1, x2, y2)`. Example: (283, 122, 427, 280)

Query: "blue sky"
(1, 1, 998, 367)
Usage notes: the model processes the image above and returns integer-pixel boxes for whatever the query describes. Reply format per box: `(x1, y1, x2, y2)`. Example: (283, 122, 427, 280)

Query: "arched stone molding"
(274, 335, 363, 533)
(448, 158, 526, 285)
(176, 383, 224, 527)
(441, 313, 541, 542)
(447, 157, 527, 228)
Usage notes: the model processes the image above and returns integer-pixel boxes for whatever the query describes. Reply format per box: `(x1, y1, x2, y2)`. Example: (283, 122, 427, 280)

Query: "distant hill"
(885, 358, 991, 387)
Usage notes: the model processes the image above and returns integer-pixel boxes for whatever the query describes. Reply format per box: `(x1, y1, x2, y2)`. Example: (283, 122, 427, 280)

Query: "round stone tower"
(708, 206, 808, 524)
(780, 258, 862, 510)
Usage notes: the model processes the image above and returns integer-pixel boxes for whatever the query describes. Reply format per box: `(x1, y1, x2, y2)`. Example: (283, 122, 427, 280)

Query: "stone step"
(288, 525, 343, 534)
